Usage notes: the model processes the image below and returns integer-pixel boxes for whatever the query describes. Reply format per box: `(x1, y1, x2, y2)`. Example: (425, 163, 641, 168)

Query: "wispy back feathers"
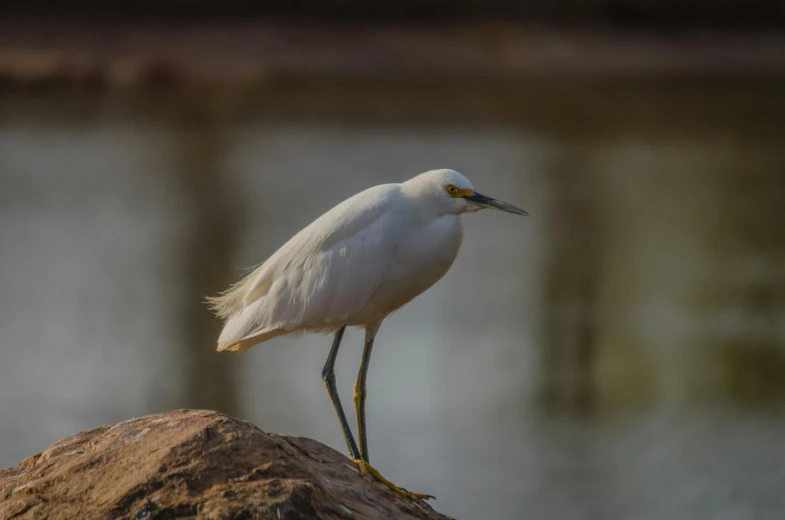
(205, 262, 266, 320)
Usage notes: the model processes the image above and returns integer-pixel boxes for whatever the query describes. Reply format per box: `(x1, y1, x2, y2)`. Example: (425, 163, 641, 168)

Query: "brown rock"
(0, 409, 453, 520)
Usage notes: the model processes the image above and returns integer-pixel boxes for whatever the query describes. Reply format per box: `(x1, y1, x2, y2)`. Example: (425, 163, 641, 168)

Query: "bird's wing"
(217, 185, 403, 351)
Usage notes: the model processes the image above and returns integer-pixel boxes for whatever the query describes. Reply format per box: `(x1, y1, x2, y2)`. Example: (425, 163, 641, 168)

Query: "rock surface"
(0, 409, 452, 520)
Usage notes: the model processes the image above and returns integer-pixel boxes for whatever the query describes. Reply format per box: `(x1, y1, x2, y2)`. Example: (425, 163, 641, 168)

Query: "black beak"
(464, 192, 529, 216)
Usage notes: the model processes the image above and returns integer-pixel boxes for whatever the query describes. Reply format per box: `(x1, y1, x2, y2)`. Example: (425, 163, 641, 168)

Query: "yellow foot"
(353, 459, 435, 501)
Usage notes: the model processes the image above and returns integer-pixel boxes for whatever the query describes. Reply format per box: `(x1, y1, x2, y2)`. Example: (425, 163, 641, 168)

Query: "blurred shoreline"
(1, 18, 785, 88)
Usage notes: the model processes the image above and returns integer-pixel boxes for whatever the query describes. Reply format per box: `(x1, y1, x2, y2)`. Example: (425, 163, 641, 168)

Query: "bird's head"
(404, 169, 529, 217)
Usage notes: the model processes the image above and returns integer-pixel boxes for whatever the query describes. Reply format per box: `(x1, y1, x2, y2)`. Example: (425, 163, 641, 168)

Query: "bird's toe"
(352, 458, 435, 501)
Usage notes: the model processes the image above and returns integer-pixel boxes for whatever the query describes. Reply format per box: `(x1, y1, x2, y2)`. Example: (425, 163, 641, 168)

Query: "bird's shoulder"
(240, 184, 406, 308)
(303, 183, 407, 250)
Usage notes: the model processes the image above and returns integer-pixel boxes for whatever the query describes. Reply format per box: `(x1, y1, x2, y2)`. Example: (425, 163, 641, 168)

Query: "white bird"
(207, 168, 527, 500)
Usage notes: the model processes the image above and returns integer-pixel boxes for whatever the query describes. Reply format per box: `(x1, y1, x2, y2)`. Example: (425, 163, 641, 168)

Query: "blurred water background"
(1, 6, 785, 519)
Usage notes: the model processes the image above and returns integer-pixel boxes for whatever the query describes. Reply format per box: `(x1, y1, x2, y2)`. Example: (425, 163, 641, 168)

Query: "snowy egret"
(207, 168, 527, 500)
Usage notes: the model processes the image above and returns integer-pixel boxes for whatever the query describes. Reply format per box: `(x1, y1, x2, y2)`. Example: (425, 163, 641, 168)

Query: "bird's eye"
(446, 185, 458, 195)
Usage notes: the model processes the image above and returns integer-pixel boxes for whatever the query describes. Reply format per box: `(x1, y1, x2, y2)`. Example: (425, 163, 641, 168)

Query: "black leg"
(353, 336, 375, 462)
(321, 326, 361, 460)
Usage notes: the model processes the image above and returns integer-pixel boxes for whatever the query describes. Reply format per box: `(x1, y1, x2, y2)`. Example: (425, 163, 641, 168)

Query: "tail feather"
(216, 302, 284, 354)
(219, 329, 285, 355)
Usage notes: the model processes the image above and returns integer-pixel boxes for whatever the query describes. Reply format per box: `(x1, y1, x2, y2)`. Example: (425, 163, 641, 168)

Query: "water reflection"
(1, 84, 784, 519)
(166, 113, 243, 415)
(540, 146, 608, 417)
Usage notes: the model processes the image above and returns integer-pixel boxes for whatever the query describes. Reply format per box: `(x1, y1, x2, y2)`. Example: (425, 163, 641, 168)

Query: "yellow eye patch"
(446, 184, 474, 198)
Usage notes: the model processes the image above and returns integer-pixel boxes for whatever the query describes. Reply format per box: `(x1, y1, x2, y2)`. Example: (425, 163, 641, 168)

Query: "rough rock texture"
(0, 409, 452, 520)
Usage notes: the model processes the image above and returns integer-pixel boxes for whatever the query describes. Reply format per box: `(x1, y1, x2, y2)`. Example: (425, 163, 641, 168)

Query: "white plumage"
(207, 168, 527, 501)
(208, 168, 527, 354)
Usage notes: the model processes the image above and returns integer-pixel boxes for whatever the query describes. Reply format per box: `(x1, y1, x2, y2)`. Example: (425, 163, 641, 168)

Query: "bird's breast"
(357, 214, 463, 322)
